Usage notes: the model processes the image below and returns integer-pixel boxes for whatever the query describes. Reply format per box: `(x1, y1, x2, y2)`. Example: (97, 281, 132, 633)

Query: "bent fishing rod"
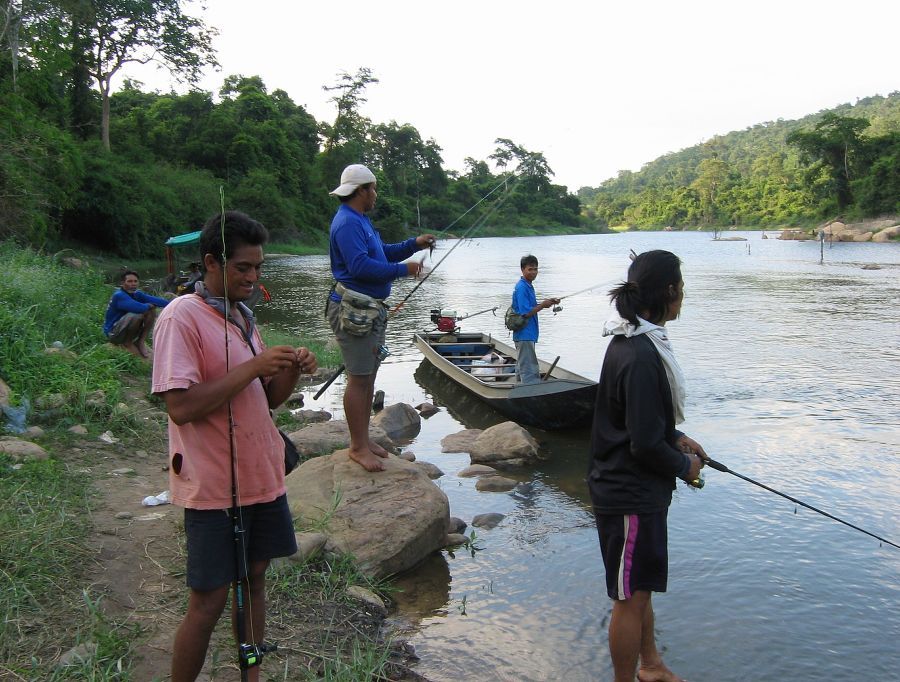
(314, 173, 523, 400)
(704, 457, 900, 550)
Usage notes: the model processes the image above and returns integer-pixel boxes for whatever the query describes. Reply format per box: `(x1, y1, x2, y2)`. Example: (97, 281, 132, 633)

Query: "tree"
(75, 0, 217, 150)
(787, 113, 870, 211)
(691, 156, 729, 234)
(321, 67, 377, 151)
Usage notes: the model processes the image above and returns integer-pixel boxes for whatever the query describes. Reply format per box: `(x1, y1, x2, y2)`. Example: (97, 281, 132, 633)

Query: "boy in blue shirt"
(511, 255, 559, 384)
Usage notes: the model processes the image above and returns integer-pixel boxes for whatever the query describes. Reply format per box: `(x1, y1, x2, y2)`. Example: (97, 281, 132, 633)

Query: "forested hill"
(0, 4, 581, 259)
(577, 93, 900, 229)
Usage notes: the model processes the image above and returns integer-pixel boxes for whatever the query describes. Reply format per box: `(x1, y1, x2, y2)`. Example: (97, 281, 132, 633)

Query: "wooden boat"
(413, 331, 597, 430)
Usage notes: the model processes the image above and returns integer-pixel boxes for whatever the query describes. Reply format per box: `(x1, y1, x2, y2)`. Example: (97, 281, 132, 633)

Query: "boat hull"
(413, 332, 596, 430)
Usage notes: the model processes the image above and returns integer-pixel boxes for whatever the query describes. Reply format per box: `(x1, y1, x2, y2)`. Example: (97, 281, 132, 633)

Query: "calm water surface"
(258, 232, 900, 682)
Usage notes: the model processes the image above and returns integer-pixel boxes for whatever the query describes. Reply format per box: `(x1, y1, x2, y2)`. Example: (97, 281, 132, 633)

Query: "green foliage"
(0, 94, 84, 245)
(0, 243, 144, 426)
(852, 132, 900, 216)
(64, 147, 221, 255)
(583, 93, 900, 228)
(787, 113, 870, 210)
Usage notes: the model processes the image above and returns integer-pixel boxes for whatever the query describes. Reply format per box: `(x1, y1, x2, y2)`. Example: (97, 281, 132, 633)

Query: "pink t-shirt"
(151, 295, 285, 510)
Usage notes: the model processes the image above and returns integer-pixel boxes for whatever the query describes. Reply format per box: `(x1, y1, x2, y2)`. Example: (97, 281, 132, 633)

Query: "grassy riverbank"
(0, 242, 405, 680)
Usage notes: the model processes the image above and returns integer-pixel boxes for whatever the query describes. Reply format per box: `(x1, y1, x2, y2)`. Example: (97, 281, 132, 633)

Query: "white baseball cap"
(330, 164, 377, 197)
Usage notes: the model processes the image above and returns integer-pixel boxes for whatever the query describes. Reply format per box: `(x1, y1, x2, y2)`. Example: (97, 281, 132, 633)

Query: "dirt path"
(78, 383, 185, 680)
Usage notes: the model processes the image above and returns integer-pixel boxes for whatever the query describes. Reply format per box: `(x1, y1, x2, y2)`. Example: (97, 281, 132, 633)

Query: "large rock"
(286, 450, 450, 579)
(286, 420, 394, 457)
(0, 437, 49, 461)
(370, 402, 421, 441)
(469, 421, 539, 464)
(441, 429, 483, 453)
(873, 225, 900, 242)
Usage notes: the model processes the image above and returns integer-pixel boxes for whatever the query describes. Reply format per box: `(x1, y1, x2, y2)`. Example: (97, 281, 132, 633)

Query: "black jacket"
(587, 333, 690, 514)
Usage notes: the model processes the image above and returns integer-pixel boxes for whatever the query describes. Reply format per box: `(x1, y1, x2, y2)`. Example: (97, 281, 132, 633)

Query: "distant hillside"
(578, 92, 900, 228)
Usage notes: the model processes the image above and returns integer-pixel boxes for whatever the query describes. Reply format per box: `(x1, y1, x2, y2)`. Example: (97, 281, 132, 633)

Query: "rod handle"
(704, 458, 729, 473)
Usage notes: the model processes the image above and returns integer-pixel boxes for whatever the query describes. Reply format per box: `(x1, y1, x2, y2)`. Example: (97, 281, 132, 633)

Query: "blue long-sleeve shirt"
(512, 276, 539, 342)
(103, 289, 169, 336)
(329, 204, 418, 301)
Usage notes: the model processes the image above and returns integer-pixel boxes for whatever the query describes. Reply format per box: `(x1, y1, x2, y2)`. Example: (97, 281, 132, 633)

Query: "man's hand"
(255, 346, 300, 377)
(684, 452, 704, 481)
(415, 234, 436, 250)
(676, 434, 708, 461)
(295, 347, 318, 374)
(540, 297, 561, 309)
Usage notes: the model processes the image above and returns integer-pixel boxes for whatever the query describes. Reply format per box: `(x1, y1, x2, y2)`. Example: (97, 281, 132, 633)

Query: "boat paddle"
(541, 355, 560, 381)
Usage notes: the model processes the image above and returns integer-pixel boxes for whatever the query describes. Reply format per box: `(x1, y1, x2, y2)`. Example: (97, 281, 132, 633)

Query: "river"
(256, 231, 900, 682)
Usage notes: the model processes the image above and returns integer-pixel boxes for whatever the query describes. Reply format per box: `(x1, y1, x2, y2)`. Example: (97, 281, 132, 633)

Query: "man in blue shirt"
(103, 270, 169, 359)
(511, 255, 559, 384)
(327, 164, 435, 472)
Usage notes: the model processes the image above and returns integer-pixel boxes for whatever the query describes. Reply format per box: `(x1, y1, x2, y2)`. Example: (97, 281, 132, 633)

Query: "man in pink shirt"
(152, 211, 317, 682)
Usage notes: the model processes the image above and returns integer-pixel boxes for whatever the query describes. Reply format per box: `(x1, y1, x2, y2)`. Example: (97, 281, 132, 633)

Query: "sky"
(123, 0, 900, 191)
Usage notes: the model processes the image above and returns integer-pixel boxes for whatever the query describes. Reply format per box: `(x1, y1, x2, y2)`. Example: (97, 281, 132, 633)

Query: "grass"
(264, 555, 398, 682)
(0, 456, 136, 679)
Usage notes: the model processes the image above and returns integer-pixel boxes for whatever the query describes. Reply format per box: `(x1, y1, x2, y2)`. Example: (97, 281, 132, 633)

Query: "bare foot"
(638, 662, 686, 682)
(348, 447, 386, 472)
(369, 440, 391, 458)
(137, 343, 151, 359)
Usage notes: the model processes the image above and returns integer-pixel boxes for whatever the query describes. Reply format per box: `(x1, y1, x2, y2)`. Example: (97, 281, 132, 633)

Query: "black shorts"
(595, 509, 668, 600)
(183, 494, 297, 591)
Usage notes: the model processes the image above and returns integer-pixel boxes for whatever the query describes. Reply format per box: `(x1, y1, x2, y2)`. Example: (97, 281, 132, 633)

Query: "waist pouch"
(336, 283, 387, 337)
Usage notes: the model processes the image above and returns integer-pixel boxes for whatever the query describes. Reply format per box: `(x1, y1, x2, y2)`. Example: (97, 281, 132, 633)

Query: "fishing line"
(391, 172, 522, 315)
(706, 457, 900, 550)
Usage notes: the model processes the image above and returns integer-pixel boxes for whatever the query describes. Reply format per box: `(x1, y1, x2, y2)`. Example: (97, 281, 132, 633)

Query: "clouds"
(128, 0, 900, 189)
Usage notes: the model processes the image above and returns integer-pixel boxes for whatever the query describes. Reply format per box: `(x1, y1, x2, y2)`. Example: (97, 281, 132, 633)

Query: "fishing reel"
(239, 641, 277, 669)
(551, 304, 563, 315)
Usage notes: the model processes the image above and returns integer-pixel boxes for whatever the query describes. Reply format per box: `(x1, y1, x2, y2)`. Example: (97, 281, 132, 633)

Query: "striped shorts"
(594, 510, 668, 600)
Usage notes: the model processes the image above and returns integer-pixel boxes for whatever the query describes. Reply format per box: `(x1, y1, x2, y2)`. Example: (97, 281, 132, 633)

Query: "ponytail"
(608, 250, 682, 326)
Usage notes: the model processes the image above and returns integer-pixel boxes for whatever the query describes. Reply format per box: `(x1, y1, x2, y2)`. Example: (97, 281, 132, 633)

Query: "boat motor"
(430, 309, 458, 333)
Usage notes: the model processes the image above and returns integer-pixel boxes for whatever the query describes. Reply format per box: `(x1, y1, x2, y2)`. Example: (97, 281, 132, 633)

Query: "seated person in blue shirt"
(103, 270, 169, 359)
(326, 164, 435, 472)
(511, 255, 559, 384)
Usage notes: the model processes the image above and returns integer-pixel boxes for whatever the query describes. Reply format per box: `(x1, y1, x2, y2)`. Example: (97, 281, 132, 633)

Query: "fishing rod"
(558, 279, 617, 301)
(543, 279, 618, 315)
(219, 190, 276, 678)
(314, 173, 523, 400)
(705, 457, 900, 550)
